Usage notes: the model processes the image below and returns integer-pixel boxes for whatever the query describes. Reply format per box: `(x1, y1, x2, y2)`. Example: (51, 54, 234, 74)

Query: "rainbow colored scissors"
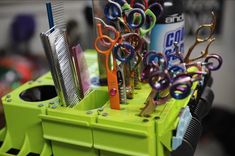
(169, 71, 208, 99)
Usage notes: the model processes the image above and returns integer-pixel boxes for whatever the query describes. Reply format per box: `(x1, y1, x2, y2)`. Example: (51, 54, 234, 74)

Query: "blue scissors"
(113, 41, 135, 103)
(143, 51, 168, 71)
(130, 0, 163, 19)
(104, 0, 146, 28)
(104, 0, 158, 36)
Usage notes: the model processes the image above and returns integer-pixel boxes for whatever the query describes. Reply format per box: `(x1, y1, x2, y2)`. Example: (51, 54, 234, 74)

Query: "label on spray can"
(150, 13, 185, 56)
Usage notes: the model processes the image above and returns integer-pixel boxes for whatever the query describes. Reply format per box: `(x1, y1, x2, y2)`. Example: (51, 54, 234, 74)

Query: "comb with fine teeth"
(46, 1, 65, 30)
(40, 27, 81, 107)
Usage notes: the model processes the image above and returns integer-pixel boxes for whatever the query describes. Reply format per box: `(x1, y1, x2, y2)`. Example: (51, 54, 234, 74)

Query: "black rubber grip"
(193, 86, 214, 120)
(171, 117, 202, 156)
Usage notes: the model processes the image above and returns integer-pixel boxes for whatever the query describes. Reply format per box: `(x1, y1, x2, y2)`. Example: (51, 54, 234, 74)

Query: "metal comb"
(46, 1, 65, 30)
(40, 27, 81, 107)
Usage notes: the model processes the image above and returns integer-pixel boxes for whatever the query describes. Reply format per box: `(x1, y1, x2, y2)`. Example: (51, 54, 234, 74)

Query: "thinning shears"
(94, 22, 121, 110)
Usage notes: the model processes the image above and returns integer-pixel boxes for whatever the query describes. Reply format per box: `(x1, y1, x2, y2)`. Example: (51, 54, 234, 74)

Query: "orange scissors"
(94, 22, 121, 110)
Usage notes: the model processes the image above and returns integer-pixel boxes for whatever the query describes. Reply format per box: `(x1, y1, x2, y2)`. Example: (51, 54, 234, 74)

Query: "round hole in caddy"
(20, 85, 57, 102)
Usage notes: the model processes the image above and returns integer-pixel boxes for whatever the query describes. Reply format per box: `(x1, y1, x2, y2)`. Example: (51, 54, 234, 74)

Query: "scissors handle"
(124, 33, 143, 52)
(140, 9, 156, 36)
(149, 71, 170, 91)
(130, 0, 148, 10)
(104, 1, 122, 21)
(113, 42, 135, 63)
(126, 8, 146, 29)
(148, 2, 163, 20)
(168, 65, 185, 78)
(95, 24, 120, 54)
(204, 54, 223, 71)
(170, 80, 192, 99)
(166, 54, 184, 67)
(143, 51, 167, 70)
(141, 63, 159, 82)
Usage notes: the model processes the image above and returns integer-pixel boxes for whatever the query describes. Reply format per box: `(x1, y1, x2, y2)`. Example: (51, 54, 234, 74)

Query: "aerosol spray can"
(150, 0, 185, 56)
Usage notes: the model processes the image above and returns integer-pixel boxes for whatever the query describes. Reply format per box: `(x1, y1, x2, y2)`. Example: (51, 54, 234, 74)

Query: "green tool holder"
(0, 50, 196, 156)
(0, 77, 54, 156)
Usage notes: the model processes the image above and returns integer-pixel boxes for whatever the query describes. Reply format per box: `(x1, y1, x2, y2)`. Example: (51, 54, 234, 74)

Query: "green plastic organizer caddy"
(0, 50, 195, 156)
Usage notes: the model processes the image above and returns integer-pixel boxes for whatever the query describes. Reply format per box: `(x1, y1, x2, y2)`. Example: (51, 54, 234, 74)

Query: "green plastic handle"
(140, 9, 156, 36)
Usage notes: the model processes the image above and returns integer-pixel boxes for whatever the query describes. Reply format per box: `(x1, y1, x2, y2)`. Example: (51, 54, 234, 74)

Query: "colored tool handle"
(113, 42, 135, 63)
(130, 0, 148, 10)
(204, 54, 223, 71)
(170, 80, 192, 99)
(104, 2, 122, 21)
(126, 8, 145, 29)
(140, 9, 156, 36)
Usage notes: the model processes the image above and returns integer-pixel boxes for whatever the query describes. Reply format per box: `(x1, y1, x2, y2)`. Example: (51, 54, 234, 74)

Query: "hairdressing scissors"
(140, 63, 170, 117)
(113, 40, 135, 101)
(126, 8, 156, 36)
(118, 32, 143, 93)
(129, 1, 163, 36)
(104, 0, 146, 28)
(130, 0, 148, 10)
(124, 33, 144, 89)
(104, 0, 157, 37)
(130, 0, 163, 18)
(170, 71, 208, 99)
(184, 12, 217, 63)
(184, 39, 222, 71)
(94, 23, 121, 110)
(142, 52, 171, 93)
(95, 16, 142, 96)
(143, 51, 168, 72)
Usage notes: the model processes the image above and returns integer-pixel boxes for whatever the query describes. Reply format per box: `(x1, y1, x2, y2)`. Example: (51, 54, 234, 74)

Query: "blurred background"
(0, 0, 234, 155)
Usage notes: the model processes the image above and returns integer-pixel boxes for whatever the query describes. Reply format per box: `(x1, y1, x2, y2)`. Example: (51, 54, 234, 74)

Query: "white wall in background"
(184, 0, 235, 110)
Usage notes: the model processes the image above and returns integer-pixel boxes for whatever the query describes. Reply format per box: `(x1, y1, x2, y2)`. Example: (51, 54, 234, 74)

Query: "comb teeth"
(41, 28, 81, 107)
(54, 32, 81, 106)
(50, 1, 65, 30)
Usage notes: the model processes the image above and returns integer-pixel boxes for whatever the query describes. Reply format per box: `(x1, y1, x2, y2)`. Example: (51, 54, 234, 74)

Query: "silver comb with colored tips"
(40, 27, 81, 107)
(46, 1, 65, 30)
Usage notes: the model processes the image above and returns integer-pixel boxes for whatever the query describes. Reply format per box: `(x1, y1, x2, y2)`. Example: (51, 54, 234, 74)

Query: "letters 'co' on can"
(150, 0, 185, 56)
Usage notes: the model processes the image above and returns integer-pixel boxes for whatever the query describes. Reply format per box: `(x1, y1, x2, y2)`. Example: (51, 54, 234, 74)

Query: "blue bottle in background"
(150, 0, 185, 56)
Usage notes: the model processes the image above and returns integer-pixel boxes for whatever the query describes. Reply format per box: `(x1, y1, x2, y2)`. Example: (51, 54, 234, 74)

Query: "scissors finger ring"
(204, 54, 223, 71)
(149, 71, 170, 91)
